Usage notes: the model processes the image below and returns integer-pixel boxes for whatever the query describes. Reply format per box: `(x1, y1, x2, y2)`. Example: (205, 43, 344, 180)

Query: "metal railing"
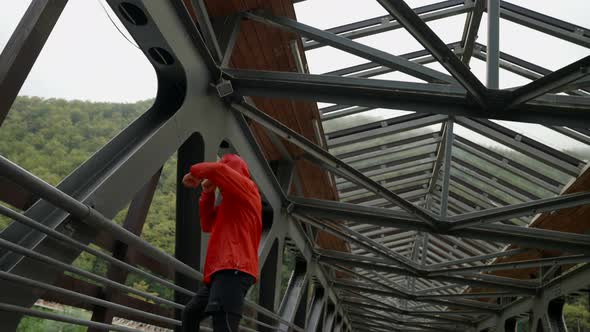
(0, 155, 303, 332)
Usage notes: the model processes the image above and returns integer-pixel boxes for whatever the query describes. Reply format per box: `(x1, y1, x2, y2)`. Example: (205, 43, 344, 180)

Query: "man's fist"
(182, 173, 201, 188)
(202, 179, 217, 193)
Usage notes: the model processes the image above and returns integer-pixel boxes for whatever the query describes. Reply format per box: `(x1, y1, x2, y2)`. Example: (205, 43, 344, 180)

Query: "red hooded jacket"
(189, 154, 262, 284)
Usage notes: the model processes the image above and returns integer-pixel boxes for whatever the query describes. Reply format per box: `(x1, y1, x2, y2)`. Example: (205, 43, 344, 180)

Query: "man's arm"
(189, 162, 252, 199)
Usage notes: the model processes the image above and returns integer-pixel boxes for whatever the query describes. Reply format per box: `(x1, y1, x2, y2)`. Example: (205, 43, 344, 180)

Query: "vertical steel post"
(306, 287, 325, 332)
(258, 239, 283, 332)
(440, 118, 454, 218)
(547, 298, 567, 332)
(504, 317, 518, 332)
(487, 0, 500, 89)
(174, 133, 205, 331)
(324, 304, 336, 331)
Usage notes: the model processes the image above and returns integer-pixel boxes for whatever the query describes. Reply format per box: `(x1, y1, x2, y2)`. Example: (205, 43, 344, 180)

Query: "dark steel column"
(547, 298, 567, 332)
(175, 133, 205, 330)
(306, 287, 325, 332)
(258, 239, 282, 332)
(278, 259, 309, 331)
(324, 303, 336, 331)
(504, 317, 517, 332)
(293, 267, 309, 329)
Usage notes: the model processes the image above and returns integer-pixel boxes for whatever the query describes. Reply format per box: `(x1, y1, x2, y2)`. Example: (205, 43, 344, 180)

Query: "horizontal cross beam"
(225, 69, 590, 127)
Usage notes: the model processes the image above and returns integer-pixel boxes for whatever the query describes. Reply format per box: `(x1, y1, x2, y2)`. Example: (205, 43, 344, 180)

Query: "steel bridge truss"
(1, 0, 590, 331)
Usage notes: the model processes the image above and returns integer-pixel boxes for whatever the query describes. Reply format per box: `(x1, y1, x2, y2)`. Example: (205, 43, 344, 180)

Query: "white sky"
(0, 0, 156, 102)
(1, 0, 589, 150)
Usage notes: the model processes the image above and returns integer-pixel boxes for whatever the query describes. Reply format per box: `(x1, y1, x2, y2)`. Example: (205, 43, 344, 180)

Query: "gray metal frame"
(1, 0, 590, 331)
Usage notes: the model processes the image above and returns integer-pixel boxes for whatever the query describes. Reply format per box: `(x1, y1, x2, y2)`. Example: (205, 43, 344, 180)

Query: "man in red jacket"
(181, 154, 262, 332)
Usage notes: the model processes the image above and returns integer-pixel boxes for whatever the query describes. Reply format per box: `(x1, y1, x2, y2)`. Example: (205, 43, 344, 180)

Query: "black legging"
(182, 270, 253, 332)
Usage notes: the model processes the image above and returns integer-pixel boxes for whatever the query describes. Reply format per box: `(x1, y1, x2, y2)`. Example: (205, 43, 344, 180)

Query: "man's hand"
(202, 179, 217, 193)
(182, 173, 202, 188)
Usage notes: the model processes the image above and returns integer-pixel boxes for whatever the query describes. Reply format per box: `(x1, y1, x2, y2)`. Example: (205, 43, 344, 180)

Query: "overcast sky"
(1, 0, 589, 150)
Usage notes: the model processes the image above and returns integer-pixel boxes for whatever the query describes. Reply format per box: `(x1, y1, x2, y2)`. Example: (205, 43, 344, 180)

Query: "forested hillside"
(1, 96, 589, 330)
(0, 97, 180, 253)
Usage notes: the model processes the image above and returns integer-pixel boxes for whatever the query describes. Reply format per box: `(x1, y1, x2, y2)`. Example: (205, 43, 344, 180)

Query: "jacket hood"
(220, 154, 250, 177)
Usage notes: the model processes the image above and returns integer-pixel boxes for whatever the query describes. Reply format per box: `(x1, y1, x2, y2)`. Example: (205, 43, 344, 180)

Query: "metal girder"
(242, 11, 457, 84)
(471, 42, 590, 96)
(460, 0, 485, 65)
(426, 122, 450, 195)
(225, 68, 590, 127)
(319, 249, 535, 295)
(296, 214, 418, 271)
(455, 117, 583, 176)
(174, 134, 204, 331)
(336, 156, 436, 190)
(333, 278, 505, 311)
(324, 305, 336, 332)
(507, 55, 590, 108)
(347, 308, 463, 332)
(447, 190, 590, 230)
(497, 1, 590, 49)
(331, 265, 410, 304)
(445, 193, 544, 224)
(322, 106, 375, 121)
(340, 134, 441, 166)
(340, 148, 437, 179)
(431, 253, 590, 276)
(322, 42, 462, 79)
(278, 260, 309, 331)
(286, 224, 352, 329)
(343, 178, 431, 205)
(476, 263, 590, 331)
(0, 0, 68, 126)
(439, 118, 454, 217)
(450, 175, 515, 211)
(231, 101, 440, 228)
(327, 113, 445, 148)
(426, 234, 474, 260)
(416, 292, 527, 300)
(303, 0, 468, 50)
(335, 132, 437, 161)
(451, 158, 539, 201)
(291, 197, 590, 254)
(330, 264, 480, 326)
(187, 0, 223, 63)
(486, 0, 500, 89)
(214, 15, 241, 67)
(428, 248, 528, 269)
(167, 0, 220, 77)
(305, 288, 325, 332)
(341, 289, 477, 325)
(458, 223, 590, 254)
(551, 126, 590, 146)
(473, 46, 590, 98)
(453, 136, 561, 194)
(258, 239, 282, 332)
(375, 0, 488, 107)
